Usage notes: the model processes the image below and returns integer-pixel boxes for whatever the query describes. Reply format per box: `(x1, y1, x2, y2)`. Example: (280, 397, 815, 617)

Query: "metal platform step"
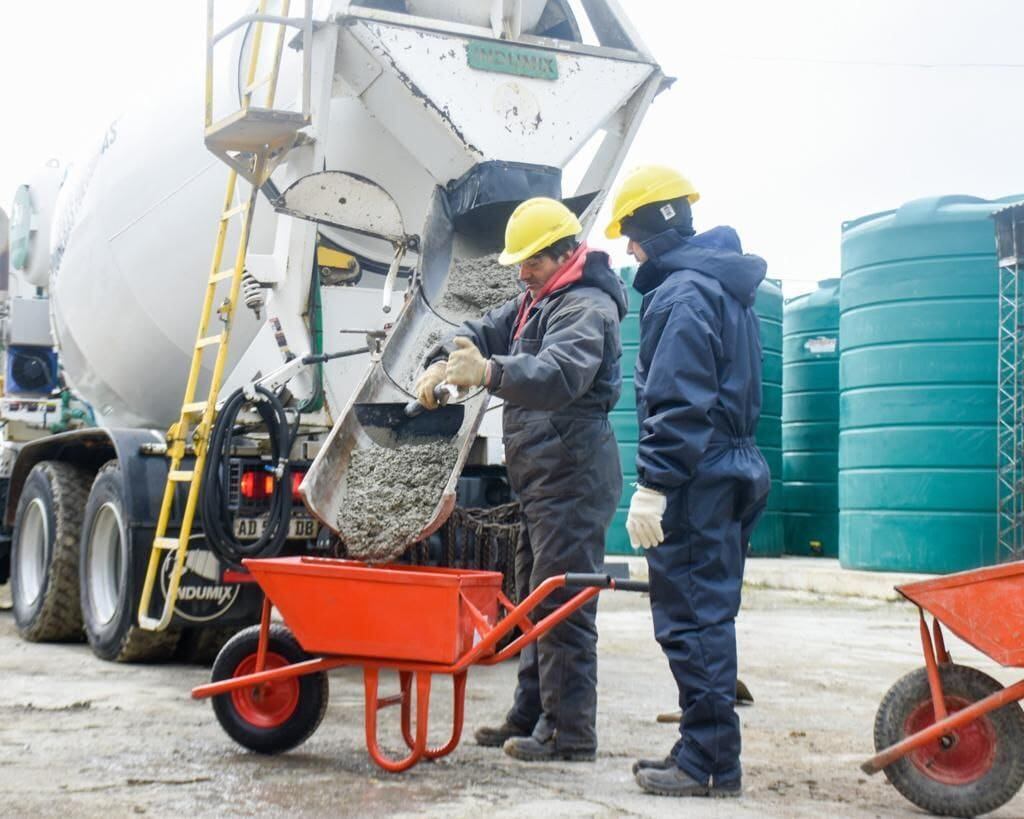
(205, 107, 309, 155)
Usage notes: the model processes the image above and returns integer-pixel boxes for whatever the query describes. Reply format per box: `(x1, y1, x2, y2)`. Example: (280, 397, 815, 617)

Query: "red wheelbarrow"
(192, 557, 648, 772)
(863, 561, 1024, 816)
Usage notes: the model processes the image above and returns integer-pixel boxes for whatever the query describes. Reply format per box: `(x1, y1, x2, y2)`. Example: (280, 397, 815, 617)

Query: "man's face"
(627, 239, 648, 264)
(519, 253, 565, 298)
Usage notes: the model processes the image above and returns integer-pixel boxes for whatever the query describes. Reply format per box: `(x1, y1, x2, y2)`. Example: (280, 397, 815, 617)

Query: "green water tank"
(840, 195, 1014, 573)
(782, 279, 840, 557)
(606, 268, 641, 555)
(749, 279, 784, 556)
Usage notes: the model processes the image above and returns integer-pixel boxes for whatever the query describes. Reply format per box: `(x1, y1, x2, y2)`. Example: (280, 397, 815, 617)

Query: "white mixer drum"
(48, 67, 268, 430)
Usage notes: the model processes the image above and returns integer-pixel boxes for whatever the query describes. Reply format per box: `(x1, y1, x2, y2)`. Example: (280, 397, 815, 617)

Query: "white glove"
(626, 485, 667, 550)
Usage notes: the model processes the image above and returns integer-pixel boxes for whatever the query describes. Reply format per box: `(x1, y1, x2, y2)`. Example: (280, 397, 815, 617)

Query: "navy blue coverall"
(633, 226, 770, 786)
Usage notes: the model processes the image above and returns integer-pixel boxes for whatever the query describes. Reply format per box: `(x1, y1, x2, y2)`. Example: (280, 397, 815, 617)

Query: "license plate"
(233, 515, 318, 541)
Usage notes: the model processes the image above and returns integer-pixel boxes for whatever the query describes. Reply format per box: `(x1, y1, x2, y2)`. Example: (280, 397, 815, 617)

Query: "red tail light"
(240, 470, 275, 500)
(291, 471, 306, 501)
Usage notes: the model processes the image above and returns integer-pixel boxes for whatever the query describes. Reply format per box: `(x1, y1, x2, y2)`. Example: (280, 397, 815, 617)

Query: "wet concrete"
(5, 585, 1024, 818)
(336, 438, 459, 562)
(434, 254, 522, 321)
(358, 252, 520, 560)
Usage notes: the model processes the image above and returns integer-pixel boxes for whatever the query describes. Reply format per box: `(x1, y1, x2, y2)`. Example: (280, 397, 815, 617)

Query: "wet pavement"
(2, 583, 1023, 817)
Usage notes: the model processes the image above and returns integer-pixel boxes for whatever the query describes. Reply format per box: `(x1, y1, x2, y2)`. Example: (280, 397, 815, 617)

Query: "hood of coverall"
(539, 247, 629, 320)
(632, 226, 767, 307)
(579, 249, 630, 320)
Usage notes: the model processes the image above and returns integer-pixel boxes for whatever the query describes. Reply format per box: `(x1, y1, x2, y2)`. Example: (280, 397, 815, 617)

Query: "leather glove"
(626, 485, 667, 550)
(413, 360, 448, 410)
(445, 337, 489, 388)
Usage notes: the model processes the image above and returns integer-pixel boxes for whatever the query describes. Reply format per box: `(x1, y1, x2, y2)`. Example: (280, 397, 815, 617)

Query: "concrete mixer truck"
(1, 0, 666, 662)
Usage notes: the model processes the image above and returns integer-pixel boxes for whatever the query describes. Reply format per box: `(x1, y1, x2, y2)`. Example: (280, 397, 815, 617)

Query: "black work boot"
(474, 721, 532, 748)
(631, 754, 675, 776)
(503, 735, 596, 762)
(636, 766, 742, 798)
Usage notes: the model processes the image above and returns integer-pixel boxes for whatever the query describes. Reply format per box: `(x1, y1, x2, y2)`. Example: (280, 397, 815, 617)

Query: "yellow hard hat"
(499, 197, 582, 266)
(605, 165, 700, 239)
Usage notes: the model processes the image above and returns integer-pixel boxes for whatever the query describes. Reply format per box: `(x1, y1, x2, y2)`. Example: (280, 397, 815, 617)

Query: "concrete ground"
(2, 572, 1024, 818)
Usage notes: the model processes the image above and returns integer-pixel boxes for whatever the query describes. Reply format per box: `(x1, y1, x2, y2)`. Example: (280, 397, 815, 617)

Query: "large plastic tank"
(749, 279, 784, 556)
(782, 279, 839, 557)
(606, 267, 640, 555)
(840, 195, 1015, 573)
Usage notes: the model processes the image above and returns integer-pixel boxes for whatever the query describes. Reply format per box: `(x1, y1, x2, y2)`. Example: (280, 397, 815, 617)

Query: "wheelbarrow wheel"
(210, 623, 329, 754)
(874, 663, 1024, 817)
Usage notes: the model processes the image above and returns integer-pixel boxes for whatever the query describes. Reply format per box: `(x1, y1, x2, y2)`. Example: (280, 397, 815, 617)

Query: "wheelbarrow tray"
(245, 557, 503, 665)
(897, 560, 1024, 667)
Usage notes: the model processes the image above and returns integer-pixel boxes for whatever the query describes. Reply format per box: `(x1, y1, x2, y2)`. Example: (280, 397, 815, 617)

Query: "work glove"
(626, 485, 667, 550)
(413, 360, 448, 410)
(445, 337, 489, 388)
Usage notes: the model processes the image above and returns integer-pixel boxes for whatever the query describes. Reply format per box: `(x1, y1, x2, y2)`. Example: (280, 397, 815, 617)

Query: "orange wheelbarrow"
(192, 557, 648, 772)
(863, 562, 1024, 816)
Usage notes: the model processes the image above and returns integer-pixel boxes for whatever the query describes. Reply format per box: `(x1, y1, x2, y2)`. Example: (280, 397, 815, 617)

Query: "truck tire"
(175, 626, 241, 666)
(79, 461, 179, 662)
(874, 663, 1024, 817)
(11, 461, 92, 641)
(211, 623, 328, 754)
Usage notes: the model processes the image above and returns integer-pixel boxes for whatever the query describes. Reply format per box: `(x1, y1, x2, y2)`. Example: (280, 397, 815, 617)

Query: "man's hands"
(626, 485, 667, 550)
(414, 338, 490, 411)
(413, 361, 448, 410)
(446, 337, 489, 388)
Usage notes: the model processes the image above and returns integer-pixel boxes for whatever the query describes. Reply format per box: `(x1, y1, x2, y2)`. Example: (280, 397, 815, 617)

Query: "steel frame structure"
(995, 203, 1024, 561)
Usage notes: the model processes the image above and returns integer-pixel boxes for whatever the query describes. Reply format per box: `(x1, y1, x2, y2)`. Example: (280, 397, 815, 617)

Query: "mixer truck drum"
(200, 384, 294, 568)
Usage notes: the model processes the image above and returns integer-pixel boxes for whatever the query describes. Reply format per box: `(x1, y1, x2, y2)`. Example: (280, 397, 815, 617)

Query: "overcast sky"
(2, 1, 1023, 295)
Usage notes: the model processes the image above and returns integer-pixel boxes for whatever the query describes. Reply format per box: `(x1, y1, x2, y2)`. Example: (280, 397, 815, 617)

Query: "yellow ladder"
(138, 0, 312, 631)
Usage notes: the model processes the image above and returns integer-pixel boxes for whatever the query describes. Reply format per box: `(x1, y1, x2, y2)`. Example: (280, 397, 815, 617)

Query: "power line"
(702, 55, 1024, 70)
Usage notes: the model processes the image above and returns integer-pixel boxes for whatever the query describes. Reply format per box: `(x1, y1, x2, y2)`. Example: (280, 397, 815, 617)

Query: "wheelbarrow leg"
(364, 668, 433, 772)
(423, 671, 468, 760)
(399, 671, 415, 749)
(397, 671, 468, 760)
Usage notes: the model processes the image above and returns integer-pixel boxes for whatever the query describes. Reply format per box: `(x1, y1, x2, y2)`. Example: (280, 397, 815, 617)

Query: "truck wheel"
(11, 461, 92, 641)
(874, 664, 1024, 817)
(79, 461, 179, 662)
(211, 623, 328, 754)
(175, 626, 240, 666)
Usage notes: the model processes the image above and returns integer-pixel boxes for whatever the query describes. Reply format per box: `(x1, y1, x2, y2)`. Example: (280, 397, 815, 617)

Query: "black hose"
(201, 385, 293, 569)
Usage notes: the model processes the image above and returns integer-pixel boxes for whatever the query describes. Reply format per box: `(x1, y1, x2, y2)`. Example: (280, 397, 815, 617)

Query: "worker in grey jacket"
(415, 197, 627, 760)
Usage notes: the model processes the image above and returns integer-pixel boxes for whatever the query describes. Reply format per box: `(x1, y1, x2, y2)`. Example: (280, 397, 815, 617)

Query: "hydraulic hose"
(201, 384, 294, 569)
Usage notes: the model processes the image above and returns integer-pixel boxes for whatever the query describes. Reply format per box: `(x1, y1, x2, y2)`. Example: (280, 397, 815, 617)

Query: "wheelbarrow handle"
(564, 572, 650, 593)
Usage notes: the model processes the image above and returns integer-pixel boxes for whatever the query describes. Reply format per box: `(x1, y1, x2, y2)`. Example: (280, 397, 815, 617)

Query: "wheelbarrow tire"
(874, 663, 1024, 817)
(211, 623, 328, 755)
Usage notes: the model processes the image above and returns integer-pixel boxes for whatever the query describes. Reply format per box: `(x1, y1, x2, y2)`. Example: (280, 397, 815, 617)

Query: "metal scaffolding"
(995, 203, 1024, 561)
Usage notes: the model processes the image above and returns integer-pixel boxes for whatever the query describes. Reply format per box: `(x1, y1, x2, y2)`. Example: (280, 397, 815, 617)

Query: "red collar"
(513, 243, 588, 340)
